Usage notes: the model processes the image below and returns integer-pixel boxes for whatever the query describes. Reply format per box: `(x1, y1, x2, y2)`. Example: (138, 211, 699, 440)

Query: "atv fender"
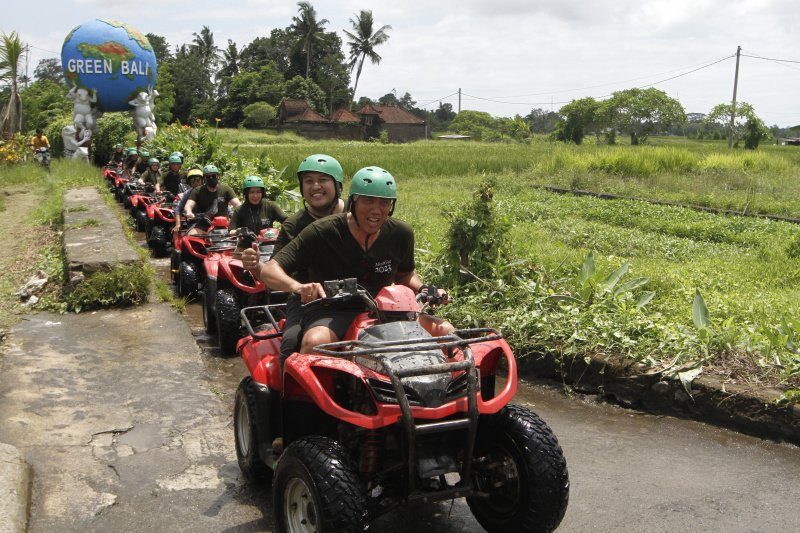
(251, 380, 282, 464)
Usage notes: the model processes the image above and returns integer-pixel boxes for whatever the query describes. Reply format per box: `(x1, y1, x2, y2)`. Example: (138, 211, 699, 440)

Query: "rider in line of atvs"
(235, 163, 570, 532)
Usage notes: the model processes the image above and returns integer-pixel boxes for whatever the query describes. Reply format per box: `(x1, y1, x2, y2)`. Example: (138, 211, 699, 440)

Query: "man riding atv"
(139, 157, 161, 187)
(183, 164, 241, 234)
(108, 143, 125, 165)
(242, 166, 451, 362)
(157, 154, 187, 196)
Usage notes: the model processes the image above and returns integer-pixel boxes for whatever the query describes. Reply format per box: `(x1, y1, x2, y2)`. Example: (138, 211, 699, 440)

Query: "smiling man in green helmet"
(157, 154, 187, 195)
(242, 166, 451, 360)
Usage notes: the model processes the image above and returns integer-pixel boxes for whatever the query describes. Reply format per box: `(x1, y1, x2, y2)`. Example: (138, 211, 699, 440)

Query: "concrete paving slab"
(0, 442, 30, 533)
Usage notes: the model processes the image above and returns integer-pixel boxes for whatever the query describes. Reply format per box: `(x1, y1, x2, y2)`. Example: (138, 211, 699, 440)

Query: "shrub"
(65, 263, 150, 312)
(92, 112, 136, 165)
(242, 102, 277, 129)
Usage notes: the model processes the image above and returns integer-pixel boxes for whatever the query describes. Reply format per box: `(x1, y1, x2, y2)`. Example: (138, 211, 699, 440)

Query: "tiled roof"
(355, 104, 425, 125)
(329, 108, 361, 123)
(281, 99, 327, 123)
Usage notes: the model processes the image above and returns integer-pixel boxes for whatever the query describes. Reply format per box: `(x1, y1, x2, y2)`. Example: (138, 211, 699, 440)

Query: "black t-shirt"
(231, 201, 287, 233)
(273, 209, 317, 255)
(189, 184, 237, 218)
(273, 213, 415, 297)
(159, 170, 187, 195)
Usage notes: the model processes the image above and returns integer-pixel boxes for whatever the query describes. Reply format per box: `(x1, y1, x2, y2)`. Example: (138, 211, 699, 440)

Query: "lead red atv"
(203, 227, 288, 355)
(234, 280, 569, 533)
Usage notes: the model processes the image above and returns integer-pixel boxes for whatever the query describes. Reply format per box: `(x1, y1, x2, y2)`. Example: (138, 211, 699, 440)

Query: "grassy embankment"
(225, 131, 800, 391)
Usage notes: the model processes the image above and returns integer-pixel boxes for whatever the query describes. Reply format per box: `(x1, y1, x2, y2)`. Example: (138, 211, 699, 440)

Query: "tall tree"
(33, 58, 64, 84)
(705, 102, 769, 149)
(344, 10, 391, 110)
(604, 88, 685, 145)
(0, 31, 24, 135)
(216, 39, 240, 98)
(291, 2, 329, 79)
(191, 26, 220, 73)
(171, 45, 214, 123)
(557, 97, 599, 144)
(145, 33, 172, 63)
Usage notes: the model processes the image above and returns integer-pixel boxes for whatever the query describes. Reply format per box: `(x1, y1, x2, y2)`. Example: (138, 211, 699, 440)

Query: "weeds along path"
(0, 184, 58, 332)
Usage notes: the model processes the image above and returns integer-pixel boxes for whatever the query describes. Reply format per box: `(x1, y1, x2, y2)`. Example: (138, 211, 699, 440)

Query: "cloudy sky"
(5, 0, 800, 126)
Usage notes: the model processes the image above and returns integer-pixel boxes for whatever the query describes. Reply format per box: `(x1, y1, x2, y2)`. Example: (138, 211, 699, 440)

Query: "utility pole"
(727, 45, 741, 149)
(458, 88, 461, 114)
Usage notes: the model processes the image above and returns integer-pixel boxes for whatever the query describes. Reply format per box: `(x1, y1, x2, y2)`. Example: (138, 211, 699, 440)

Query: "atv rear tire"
(203, 281, 217, 334)
(467, 404, 569, 533)
(215, 289, 240, 355)
(178, 261, 197, 298)
(234, 377, 271, 483)
(144, 217, 153, 241)
(151, 226, 168, 258)
(273, 436, 368, 533)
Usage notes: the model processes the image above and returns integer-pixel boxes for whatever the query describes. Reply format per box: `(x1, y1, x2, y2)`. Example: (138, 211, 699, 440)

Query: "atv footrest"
(415, 418, 471, 435)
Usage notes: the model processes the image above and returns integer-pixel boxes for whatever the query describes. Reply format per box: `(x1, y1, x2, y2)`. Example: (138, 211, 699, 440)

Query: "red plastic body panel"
(239, 285, 518, 430)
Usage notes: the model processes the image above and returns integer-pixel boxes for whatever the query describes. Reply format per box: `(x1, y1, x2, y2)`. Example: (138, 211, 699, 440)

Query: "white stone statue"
(61, 124, 91, 162)
(129, 88, 158, 142)
(66, 86, 98, 132)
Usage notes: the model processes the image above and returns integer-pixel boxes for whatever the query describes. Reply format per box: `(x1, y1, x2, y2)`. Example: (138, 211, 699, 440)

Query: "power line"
(460, 54, 734, 107)
(740, 52, 800, 65)
(479, 54, 737, 100)
(417, 91, 459, 109)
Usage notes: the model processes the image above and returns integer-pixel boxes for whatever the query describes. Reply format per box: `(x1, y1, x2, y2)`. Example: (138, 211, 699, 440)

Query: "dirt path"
(0, 186, 60, 331)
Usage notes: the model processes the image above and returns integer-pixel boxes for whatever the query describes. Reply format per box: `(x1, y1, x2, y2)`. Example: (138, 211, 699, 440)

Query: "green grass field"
(218, 131, 800, 388)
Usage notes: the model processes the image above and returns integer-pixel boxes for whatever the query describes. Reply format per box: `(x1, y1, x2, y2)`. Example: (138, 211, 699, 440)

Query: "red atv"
(234, 280, 569, 533)
(127, 185, 162, 231)
(171, 216, 232, 298)
(103, 164, 123, 192)
(145, 199, 177, 258)
(203, 227, 287, 355)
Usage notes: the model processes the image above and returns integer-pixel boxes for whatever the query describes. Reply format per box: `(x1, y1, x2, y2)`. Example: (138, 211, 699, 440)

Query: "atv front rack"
(314, 328, 502, 503)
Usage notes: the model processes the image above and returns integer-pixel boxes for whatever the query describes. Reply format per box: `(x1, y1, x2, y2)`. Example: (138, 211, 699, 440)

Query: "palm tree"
(0, 31, 24, 135)
(191, 26, 220, 72)
(291, 1, 329, 79)
(343, 10, 391, 110)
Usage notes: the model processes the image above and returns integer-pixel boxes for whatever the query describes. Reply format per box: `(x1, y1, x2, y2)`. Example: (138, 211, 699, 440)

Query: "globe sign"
(61, 19, 157, 113)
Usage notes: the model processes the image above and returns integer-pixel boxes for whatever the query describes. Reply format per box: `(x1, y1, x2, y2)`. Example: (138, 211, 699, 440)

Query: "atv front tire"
(467, 404, 569, 533)
(151, 226, 168, 258)
(215, 289, 240, 355)
(178, 261, 197, 298)
(170, 250, 181, 284)
(136, 210, 148, 232)
(203, 281, 217, 334)
(273, 436, 368, 533)
(234, 377, 271, 483)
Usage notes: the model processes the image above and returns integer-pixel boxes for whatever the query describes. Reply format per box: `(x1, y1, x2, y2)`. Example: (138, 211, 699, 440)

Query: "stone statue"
(66, 86, 98, 132)
(61, 124, 91, 162)
(129, 88, 158, 142)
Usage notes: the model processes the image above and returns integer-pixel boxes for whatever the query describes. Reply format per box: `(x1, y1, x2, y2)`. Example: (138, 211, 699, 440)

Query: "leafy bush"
(44, 114, 73, 158)
(92, 112, 136, 165)
(242, 102, 277, 129)
(440, 179, 511, 285)
(65, 263, 150, 312)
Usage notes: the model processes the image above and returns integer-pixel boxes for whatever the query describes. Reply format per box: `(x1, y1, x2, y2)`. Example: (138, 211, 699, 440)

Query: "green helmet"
(147, 157, 159, 166)
(140, 150, 150, 158)
(170, 151, 184, 160)
(203, 164, 219, 175)
(126, 147, 138, 155)
(242, 175, 265, 195)
(297, 154, 344, 184)
(114, 143, 123, 149)
(349, 167, 397, 199)
(349, 166, 397, 219)
(168, 154, 182, 164)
